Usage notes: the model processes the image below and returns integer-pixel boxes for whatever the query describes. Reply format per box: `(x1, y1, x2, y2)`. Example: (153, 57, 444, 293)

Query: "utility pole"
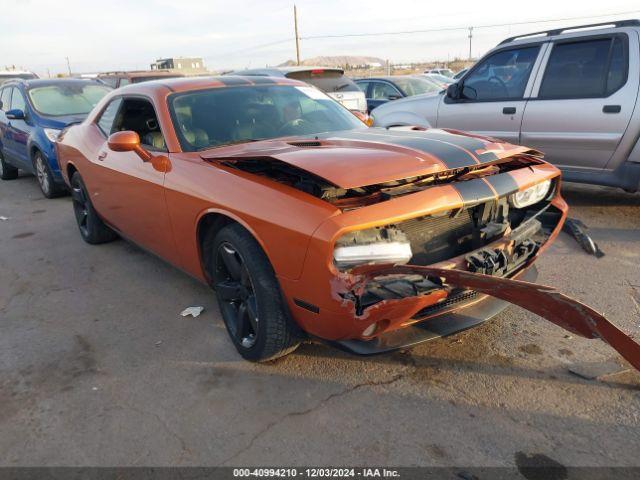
(294, 5, 301, 66)
(467, 27, 473, 60)
(65, 56, 72, 76)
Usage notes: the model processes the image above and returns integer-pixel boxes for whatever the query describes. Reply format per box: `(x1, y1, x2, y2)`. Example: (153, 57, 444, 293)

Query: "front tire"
(34, 150, 65, 198)
(210, 223, 301, 362)
(0, 150, 19, 180)
(70, 172, 117, 244)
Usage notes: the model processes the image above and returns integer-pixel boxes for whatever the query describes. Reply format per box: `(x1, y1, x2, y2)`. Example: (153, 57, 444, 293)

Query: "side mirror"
(107, 131, 152, 162)
(6, 109, 25, 120)
(445, 83, 461, 100)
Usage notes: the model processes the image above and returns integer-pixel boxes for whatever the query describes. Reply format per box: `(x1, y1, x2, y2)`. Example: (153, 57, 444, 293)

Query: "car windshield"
(169, 84, 367, 152)
(285, 70, 361, 93)
(392, 77, 441, 96)
(27, 83, 111, 116)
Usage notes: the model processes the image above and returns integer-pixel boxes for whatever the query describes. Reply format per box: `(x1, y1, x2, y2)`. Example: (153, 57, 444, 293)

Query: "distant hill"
(278, 56, 386, 68)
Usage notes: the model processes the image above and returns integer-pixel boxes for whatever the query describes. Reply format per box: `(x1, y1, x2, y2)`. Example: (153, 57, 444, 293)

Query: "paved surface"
(0, 174, 639, 468)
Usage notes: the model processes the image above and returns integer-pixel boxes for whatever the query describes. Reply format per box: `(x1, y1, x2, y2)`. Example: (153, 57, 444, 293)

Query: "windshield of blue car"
(169, 85, 367, 152)
(27, 84, 111, 116)
(393, 77, 442, 96)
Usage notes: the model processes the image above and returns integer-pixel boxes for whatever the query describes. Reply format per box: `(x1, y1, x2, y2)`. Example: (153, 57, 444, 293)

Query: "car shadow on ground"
(562, 183, 640, 207)
(290, 339, 640, 392)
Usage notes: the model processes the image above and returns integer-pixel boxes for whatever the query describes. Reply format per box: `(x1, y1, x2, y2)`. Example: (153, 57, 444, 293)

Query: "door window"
(0, 88, 11, 111)
(10, 89, 26, 111)
(97, 98, 123, 136)
(370, 82, 401, 100)
(539, 36, 627, 99)
(356, 81, 370, 95)
(462, 46, 540, 101)
(112, 97, 167, 151)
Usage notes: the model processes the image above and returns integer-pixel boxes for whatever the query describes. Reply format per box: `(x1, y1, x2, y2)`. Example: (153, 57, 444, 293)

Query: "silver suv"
(372, 20, 640, 192)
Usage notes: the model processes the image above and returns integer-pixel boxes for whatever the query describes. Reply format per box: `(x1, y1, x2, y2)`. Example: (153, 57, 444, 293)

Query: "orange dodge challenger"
(56, 76, 640, 368)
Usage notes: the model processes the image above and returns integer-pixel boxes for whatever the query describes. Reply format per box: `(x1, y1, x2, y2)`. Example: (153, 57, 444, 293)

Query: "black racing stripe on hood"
(330, 130, 479, 169)
(218, 77, 253, 86)
(485, 172, 520, 196)
(454, 179, 496, 206)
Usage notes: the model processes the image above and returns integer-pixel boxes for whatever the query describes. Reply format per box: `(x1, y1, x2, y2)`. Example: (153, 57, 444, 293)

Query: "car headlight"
(509, 179, 552, 208)
(333, 227, 413, 269)
(44, 128, 62, 143)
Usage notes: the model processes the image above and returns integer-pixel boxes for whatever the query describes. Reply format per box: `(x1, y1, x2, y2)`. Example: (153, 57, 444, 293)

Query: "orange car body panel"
(56, 77, 567, 342)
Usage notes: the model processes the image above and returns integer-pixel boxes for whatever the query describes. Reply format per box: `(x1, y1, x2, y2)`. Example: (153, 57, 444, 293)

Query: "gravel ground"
(0, 175, 639, 469)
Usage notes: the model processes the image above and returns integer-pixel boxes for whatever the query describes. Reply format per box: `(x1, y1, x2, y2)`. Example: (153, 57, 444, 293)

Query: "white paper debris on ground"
(0, 216, 10, 221)
(180, 306, 204, 318)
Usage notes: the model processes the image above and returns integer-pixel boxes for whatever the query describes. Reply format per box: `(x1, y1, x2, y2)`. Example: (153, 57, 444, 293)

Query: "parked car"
(228, 67, 367, 113)
(423, 73, 456, 88)
(453, 68, 469, 80)
(373, 20, 640, 192)
(0, 78, 111, 197)
(425, 68, 454, 78)
(0, 70, 37, 85)
(52, 75, 636, 368)
(97, 70, 184, 89)
(355, 76, 442, 112)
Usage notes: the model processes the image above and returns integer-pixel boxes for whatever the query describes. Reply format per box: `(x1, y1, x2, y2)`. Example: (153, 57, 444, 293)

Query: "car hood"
(201, 128, 539, 189)
(38, 113, 88, 129)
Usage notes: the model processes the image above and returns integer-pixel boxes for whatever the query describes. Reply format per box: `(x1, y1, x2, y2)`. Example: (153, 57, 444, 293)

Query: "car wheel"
(0, 150, 19, 180)
(33, 151, 65, 198)
(70, 172, 118, 244)
(211, 223, 301, 362)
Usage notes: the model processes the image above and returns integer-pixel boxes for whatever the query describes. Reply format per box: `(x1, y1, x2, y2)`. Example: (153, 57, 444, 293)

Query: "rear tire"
(70, 172, 117, 244)
(210, 223, 301, 362)
(33, 150, 65, 198)
(0, 150, 19, 180)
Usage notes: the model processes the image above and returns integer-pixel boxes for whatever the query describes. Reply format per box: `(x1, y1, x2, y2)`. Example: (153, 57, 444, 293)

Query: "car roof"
(356, 75, 423, 82)
(116, 75, 307, 94)
(230, 66, 345, 76)
(98, 70, 183, 78)
(4, 78, 106, 89)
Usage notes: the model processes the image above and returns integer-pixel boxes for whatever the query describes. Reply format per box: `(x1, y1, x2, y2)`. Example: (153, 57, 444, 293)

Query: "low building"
(150, 57, 207, 75)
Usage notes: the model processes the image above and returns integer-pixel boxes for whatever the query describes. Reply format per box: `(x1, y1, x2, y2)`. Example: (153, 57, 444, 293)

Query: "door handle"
(603, 105, 621, 114)
(502, 107, 516, 115)
(97, 151, 108, 161)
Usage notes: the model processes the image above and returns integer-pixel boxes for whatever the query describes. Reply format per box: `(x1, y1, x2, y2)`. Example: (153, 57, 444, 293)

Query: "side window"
(10, 89, 26, 111)
(97, 98, 123, 136)
(371, 82, 401, 100)
(99, 77, 118, 88)
(119, 78, 130, 87)
(111, 97, 166, 152)
(463, 46, 540, 101)
(539, 37, 626, 99)
(0, 87, 11, 111)
(356, 81, 369, 95)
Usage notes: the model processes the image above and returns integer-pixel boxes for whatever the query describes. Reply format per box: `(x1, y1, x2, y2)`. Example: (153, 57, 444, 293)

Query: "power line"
(299, 9, 640, 40)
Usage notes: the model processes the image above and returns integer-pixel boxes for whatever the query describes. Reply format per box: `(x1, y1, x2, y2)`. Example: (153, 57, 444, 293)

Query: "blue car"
(0, 79, 111, 197)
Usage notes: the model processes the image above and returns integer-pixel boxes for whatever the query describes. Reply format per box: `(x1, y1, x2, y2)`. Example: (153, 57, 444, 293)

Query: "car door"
(436, 44, 546, 145)
(89, 95, 177, 261)
(0, 87, 13, 159)
(368, 81, 403, 110)
(520, 33, 638, 170)
(6, 87, 32, 168)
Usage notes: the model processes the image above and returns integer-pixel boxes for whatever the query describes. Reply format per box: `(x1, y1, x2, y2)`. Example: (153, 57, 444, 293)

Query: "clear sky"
(3, 0, 640, 75)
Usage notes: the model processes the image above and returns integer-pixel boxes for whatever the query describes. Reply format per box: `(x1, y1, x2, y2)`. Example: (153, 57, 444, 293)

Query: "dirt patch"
(12, 232, 34, 239)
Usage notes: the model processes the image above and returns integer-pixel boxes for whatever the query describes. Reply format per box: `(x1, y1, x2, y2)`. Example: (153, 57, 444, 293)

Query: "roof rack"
(499, 19, 640, 45)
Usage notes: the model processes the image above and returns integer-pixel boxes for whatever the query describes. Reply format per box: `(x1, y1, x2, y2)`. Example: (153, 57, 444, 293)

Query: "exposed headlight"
(44, 128, 62, 143)
(333, 227, 413, 269)
(509, 179, 552, 209)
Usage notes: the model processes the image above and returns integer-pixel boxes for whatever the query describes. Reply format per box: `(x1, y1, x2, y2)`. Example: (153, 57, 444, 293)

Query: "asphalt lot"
(0, 173, 639, 469)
